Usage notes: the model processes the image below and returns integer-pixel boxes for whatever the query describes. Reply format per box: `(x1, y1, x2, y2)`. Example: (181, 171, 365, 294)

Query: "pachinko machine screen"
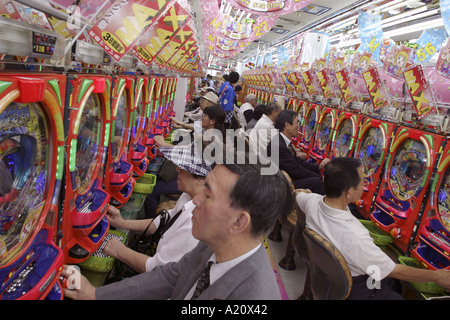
(389, 139, 427, 202)
(76, 94, 101, 193)
(359, 126, 384, 178)
(437, 168, 450, 235)
(303, 108, 316, 143)
(0, 102, 49, 265)
(111, 90, 127, 161)
(333, 118, 354, 157)
(317, 113, 333, 151)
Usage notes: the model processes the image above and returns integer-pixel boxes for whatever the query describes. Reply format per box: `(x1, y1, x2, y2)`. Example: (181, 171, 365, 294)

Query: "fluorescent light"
(384, 17, 444, 37)
(372, 0, 405, 12)
(345, 7, 438, 34)
(335, 17, 445, 48)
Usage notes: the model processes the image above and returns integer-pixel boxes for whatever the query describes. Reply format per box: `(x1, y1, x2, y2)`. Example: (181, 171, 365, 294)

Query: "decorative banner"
(335, 68, 357, 104)
(413, 28, 447, 64)
(201, 0, 279, 57)
(287, 71, 305, 95)
(362, 67, 389, 111)
(225, 0, 313, 16)
(383, 45, 414, 80)
(0, 0, 24, 21)
(276, 46, 290, 66)
(88, 0, 176, 61)
(301, 70, 317, 96)
(316, 69, 333, 98)
(350, 51, 374, 79)
(358, 10, 384, 63)
(403, 64, 437, 120)
(130, 2, 191, 66)
(281, 72, 295, 92)
(436, 39, 450, 79)
(441, 0, 450, 37)
(165, 35, 196, 70)
(154, 25, 194, 68)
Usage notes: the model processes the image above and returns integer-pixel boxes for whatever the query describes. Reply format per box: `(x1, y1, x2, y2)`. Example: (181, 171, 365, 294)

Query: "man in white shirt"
(103, 143, 212, 274)
(296, 157, 450, 299)
(236, 93, 256, 129)
(249, 102, 281, 156)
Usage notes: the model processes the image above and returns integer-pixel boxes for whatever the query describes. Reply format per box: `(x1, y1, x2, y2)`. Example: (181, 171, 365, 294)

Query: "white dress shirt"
(184, 243, 262, 299)
(145, 192, 199, 272)
(249, 114, 278, 154)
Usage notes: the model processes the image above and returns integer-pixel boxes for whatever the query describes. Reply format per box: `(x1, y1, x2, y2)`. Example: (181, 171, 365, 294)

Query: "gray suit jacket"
(96, 241, 281, 300)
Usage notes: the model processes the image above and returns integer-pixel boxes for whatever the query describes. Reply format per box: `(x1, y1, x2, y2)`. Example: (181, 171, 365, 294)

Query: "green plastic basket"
(120, 193, 145, 220)
(133, 173, 157, 194)
(398, 256, 447, 294)
(79, 230, 127, 273)
(359, 219, 393, 246)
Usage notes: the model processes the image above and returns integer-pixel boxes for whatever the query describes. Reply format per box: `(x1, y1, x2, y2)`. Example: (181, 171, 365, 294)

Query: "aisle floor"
(266, 226, 308, 300)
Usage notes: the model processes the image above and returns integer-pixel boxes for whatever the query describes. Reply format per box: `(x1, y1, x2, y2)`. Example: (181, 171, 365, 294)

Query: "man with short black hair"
(296, 157, 450, 300)
(268, 109, 329, 195)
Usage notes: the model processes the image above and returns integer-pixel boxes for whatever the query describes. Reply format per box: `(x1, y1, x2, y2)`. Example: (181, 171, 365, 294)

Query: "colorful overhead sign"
(88, 0, 176, 61)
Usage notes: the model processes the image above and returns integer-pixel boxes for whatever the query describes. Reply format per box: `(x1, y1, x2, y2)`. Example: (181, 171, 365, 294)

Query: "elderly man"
(181, 91, 219, 123)
(236, 93, 257, 129)
(62, 158, 293, 300)
(249, 102, 281, 156)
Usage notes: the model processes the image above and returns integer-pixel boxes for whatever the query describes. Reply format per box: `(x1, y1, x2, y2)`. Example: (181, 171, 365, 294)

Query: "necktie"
(191, 261, 214, 300)
(288, 143, 296, 156)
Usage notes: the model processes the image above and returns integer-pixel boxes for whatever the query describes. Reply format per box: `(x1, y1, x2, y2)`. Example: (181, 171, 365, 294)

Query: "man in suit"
(268, 109, 330, 195)
(62, 160, 292, 300)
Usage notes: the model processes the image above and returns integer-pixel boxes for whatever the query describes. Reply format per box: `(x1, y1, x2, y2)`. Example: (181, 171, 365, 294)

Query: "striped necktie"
(191, 261, 214, 300)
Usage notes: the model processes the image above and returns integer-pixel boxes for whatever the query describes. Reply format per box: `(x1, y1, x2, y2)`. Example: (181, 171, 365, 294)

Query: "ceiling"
(189, 0, 369, 64)
(7, 0, 445, 73)
(188, 0, 444, 69)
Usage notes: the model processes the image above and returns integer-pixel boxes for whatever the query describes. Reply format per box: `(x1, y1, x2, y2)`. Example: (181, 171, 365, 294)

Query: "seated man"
(104, 144, 211, 275)
(268, 109, 329, 195)
(249, 102, 281, 156)
(236, 93, 256, 129)
(62, 158, 293, 300)
(183, 92, 219, 122)
(296, 157, 450, 300)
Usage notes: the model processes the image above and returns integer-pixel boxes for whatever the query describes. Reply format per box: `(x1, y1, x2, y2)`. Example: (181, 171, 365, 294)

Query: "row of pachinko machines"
(0, 72, 178, 299)
(244, 44, 450, 297)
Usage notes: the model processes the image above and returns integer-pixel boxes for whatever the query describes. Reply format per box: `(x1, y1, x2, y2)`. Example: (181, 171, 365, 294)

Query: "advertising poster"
(88, 0, 176, 61)
(403, 64, 437, 120)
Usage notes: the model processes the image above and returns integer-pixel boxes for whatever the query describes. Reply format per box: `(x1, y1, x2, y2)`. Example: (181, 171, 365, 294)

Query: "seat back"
(279, 171, 297, 229)
(293, 200, 309, 263)
(303, 228, 352, 300)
